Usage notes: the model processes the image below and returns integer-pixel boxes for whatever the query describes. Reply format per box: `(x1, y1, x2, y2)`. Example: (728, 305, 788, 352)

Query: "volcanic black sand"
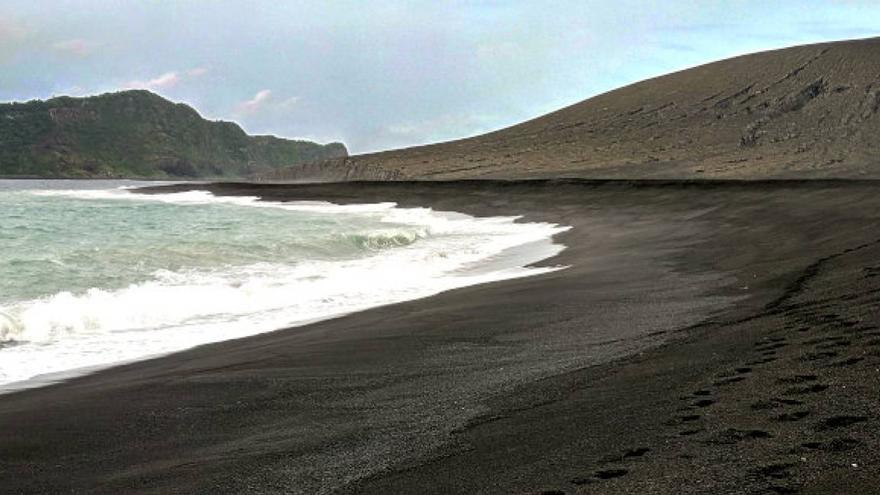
(270, 37, 880, 182)
(1, 179, 879, 494)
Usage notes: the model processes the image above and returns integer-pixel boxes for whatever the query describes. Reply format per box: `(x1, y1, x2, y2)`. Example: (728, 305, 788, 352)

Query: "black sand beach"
(2, 180, 880, 494)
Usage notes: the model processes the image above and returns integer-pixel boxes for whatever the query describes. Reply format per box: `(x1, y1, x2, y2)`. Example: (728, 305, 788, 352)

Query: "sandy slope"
(268, 37, 880, 181)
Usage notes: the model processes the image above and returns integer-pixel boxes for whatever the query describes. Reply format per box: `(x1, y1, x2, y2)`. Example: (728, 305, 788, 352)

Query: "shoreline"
(0, 186, 568, 394)
(2, 180, 880, 493)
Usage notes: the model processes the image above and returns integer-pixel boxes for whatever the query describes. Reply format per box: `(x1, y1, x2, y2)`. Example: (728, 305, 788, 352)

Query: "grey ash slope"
(0, 90, 347, 179)
(269, 37, 880, 181)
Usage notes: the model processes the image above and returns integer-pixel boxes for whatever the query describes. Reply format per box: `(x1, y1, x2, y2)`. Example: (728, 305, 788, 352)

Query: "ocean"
(0, 180, 568, 391)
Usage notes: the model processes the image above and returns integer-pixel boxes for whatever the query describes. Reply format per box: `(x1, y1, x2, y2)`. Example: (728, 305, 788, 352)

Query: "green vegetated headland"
(0, 90, 347, 179)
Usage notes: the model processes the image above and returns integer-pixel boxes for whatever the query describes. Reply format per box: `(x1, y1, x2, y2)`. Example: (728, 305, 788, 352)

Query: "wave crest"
(345, 228, 427, 250)
(0, 311, 22, 343)
(0, 186, 570, 390)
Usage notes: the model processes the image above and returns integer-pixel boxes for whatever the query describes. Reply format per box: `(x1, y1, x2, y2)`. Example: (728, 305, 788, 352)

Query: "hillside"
(268, 37, 880, 181)
(0, 90, 347, 179)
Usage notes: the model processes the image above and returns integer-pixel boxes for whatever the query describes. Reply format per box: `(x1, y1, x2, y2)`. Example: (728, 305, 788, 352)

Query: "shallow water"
(0, 179, 568, 391)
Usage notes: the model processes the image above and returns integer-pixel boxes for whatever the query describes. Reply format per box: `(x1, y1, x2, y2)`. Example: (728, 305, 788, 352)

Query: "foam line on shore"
(0, 186, 570, 392)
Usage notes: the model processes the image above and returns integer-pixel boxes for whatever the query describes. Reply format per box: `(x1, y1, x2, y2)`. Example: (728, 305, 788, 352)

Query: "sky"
(0, 1, 878, 154)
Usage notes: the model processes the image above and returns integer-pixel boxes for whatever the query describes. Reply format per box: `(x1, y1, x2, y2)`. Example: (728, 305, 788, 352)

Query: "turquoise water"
(1, 181, 421, 302)
(0, 180, 568, 390)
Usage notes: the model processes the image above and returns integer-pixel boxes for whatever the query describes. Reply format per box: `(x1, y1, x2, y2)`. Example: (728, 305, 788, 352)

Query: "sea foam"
(0, 186, 569, 391)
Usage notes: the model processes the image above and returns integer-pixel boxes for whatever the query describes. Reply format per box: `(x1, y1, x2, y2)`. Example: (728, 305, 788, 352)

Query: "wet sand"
(2, 180, 880, 494)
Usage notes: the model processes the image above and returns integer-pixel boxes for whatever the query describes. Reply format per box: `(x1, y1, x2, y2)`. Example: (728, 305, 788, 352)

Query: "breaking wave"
(0, 185, 570, 390)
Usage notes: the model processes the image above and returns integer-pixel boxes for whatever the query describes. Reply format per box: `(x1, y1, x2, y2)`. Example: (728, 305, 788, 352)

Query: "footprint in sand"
(623, 447, 650, 458)
(776, 374, 818, 384)
(678, 429, 703, 436)
(774, 410, 810, 422)
(753, 462, 796, 480)
(746, 356, 778, 366)
(784, 383, 828, 395)
(827, 356, 863, 367)
(800, 351, 839, 361)
(816, 415, 868, 431)
(713, 376, 746, 386)
(708, 428, 773, 444)
(570, 468, 629, 486)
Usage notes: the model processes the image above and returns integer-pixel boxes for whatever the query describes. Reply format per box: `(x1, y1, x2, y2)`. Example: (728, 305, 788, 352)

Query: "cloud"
(51, 39, 99, 57)
(126, 71, 181, 91)
(122, 67, 208, 93)
(235, 91, 301, 116)
(236, 89, 273, 113)
(235, 89, 299, 114)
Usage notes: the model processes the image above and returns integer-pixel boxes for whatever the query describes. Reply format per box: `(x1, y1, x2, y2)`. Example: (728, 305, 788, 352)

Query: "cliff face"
(0, 90, 347, 178)
(275, 37, 880, 181)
